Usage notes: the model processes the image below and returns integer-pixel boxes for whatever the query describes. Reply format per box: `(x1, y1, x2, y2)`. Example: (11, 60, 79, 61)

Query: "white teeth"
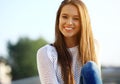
(65, 27, 73, 30)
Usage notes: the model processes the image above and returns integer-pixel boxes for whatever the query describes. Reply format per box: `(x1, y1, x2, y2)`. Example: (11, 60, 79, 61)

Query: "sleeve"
(36, 46, 59, 84)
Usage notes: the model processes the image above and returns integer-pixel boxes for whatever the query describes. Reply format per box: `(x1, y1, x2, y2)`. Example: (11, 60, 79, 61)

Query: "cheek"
(59, 18, 64, 29)
(59, 20, 62, 32)
(58, 21, 61, 30)
(75, 22, 81, 31)
(76, 21, 80, 28)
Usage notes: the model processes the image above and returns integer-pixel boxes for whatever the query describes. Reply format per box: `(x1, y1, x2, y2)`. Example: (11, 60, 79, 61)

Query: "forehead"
(61, 4, 79, 16)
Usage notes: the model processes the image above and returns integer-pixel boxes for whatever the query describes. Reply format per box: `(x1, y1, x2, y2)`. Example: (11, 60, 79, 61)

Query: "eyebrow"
(61, 13, 79, 17)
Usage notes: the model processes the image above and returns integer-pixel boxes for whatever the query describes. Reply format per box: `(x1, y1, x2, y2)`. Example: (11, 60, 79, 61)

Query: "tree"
(7, 37, 48, 80)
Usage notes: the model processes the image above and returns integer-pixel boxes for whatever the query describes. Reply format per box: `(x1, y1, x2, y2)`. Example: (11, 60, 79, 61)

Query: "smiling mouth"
(64, 27, 73, 31)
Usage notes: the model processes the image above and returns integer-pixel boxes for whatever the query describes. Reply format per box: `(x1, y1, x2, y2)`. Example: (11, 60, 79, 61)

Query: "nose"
(66, 18, 73, 25)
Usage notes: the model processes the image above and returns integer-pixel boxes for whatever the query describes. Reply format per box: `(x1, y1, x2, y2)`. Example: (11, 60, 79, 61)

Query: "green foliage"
(7, 37, 48, 80)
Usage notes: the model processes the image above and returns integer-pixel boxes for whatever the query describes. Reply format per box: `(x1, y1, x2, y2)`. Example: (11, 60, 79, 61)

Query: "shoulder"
(94, 39, 100, 56)
(37, 44, 53, 57)
(37, 44, 50, 54)
(94, 39, 102, 70)
(37, 44, 57, 62)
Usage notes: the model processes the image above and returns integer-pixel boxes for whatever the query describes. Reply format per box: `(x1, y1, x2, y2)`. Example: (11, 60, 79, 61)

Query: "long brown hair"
(53, 0, 98, 84)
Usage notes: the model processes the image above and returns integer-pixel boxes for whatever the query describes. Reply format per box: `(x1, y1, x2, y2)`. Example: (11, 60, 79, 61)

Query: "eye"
(73, 17, 79, 20)
(62, 15, 68, 19)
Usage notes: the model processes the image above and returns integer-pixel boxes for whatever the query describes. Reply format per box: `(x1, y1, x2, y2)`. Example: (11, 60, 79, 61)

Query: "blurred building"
(0, 57, 12, 84)
(102, 67, 120, 84)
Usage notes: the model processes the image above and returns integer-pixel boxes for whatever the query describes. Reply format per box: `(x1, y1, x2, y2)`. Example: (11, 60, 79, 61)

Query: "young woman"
(37, 0, 102, 84)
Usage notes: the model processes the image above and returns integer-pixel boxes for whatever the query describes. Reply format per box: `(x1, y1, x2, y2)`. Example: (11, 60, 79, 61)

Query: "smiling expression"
(59, 4, 80, 39)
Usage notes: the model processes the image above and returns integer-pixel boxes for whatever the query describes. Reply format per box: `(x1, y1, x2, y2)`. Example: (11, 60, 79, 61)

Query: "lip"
(65, 27, 73, 30)
(64, 26, 74, 31)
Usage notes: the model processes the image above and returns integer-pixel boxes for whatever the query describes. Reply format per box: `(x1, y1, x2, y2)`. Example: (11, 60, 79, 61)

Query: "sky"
(0, 0, 120, 67)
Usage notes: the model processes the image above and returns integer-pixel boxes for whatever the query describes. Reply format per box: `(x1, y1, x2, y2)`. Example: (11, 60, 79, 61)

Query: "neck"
(64, 37, 79, 48)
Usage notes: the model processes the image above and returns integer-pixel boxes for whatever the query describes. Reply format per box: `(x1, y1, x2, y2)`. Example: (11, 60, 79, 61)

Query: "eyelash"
(62, 16, 79, 20)
(62, 16, 68, 19)
(73, 18, 79, 20)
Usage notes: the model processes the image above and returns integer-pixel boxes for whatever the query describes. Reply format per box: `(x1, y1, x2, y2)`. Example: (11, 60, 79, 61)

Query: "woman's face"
(59, 4, 80, 39)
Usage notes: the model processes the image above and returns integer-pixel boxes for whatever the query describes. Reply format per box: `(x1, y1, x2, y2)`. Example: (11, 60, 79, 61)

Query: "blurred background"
(0, 0, 120, 84)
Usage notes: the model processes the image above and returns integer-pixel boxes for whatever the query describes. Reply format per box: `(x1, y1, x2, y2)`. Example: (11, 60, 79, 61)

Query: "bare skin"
(59, 4, 80, 48)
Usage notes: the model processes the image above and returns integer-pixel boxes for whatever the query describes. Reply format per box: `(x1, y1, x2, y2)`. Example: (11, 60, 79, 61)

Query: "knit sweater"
(37, 44, 81, 84)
